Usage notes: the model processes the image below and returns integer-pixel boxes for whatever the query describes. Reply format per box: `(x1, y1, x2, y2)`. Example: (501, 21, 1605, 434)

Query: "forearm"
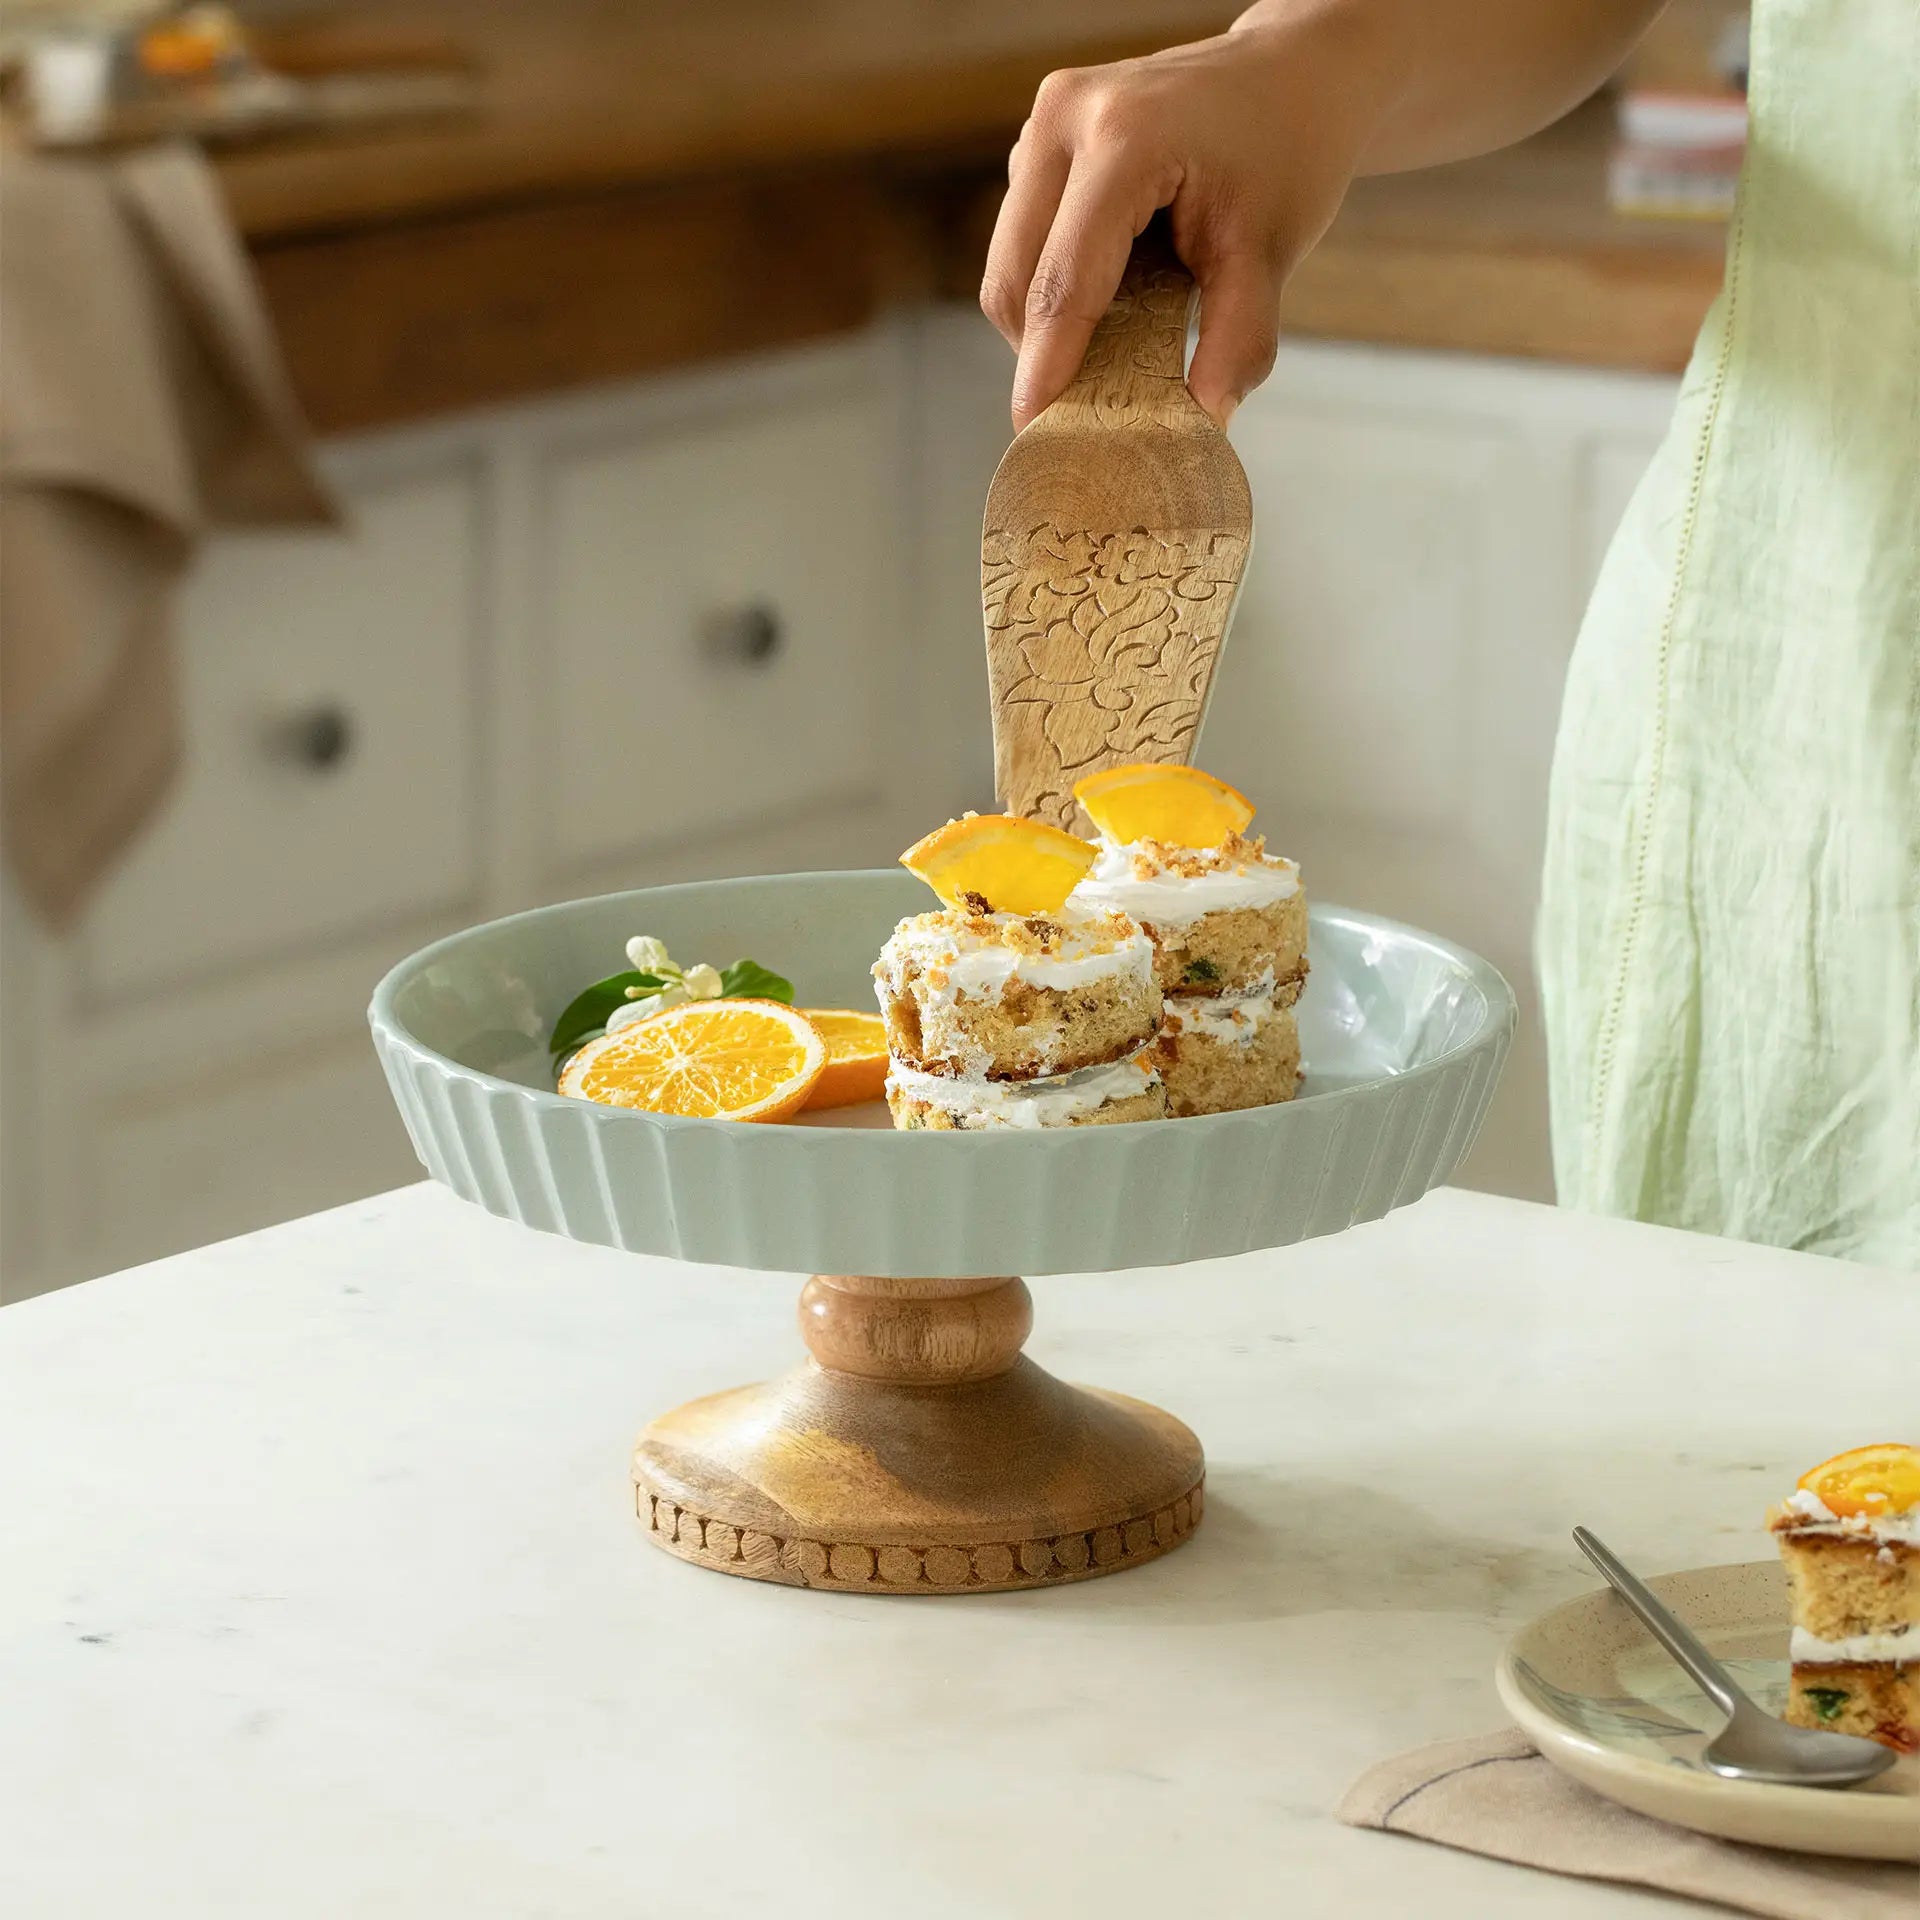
(984, 0, 1671, 427)
(1230, 0, 1669, 175)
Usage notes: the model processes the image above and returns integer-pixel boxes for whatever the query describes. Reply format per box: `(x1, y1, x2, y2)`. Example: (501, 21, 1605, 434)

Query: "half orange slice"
(800, 1009, 890, 1110)
(901, 812, 1095, 916)
(1797, 1442, 1920, 1519)
(559, 998, 825, 1121)
(1073, 763, 1254, 849)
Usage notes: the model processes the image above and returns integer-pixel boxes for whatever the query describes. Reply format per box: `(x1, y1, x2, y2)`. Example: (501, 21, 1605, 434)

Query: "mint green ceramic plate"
(369, 870, 1512, 1276)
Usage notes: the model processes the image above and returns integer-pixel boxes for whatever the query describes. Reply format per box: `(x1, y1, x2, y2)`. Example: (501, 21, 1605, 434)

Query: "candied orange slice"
(559, 999, 824, 1121)
(1073, 763, 1254, 849)
(1797, 1443, 1920, 1518)
(799, 1009, 889, 1110)
(900, 813, 1095, 916)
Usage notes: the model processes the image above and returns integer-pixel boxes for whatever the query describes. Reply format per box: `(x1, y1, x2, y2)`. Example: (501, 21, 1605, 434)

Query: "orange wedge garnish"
(901, 813, 1095, 916)
(800, 1009, 889, 1110)
(1073, 763, 1254, 849)
(559, 999, 825, 1121)
(1797, 1443, 1920, 1519)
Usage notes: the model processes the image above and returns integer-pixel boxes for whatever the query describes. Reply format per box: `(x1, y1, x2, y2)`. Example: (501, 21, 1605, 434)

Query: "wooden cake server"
(983, 218, 1253, 828)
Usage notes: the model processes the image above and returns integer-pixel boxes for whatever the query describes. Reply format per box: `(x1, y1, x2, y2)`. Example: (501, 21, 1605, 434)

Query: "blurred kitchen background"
(0, 1, 1749, 1299)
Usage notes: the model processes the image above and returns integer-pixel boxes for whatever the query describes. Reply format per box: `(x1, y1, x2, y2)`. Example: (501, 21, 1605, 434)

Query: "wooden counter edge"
(258, 166, 1722, 438)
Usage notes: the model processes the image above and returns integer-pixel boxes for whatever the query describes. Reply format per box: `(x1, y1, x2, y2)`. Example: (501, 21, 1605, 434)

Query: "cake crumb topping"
(886, 905, 1142, 960)
(1127, 831, 1275, 880)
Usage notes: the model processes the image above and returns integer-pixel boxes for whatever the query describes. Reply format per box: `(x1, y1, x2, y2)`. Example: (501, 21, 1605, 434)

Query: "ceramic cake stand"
(370, 872, 1512, 1596)
(370, 226, 1508, 1595)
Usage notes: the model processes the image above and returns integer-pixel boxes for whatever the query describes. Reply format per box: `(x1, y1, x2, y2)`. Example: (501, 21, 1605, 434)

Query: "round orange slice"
(1073, 763, 1254, 849)
(1797, 1442, 1920, 1519)
(799, 1009, 889, 1110)
(559, 998, 825, 1121)
(900, 813, 1095, 916)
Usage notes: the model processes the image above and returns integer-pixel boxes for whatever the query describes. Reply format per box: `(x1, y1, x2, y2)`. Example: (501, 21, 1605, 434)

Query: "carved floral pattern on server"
(984, 527, 1244, 829)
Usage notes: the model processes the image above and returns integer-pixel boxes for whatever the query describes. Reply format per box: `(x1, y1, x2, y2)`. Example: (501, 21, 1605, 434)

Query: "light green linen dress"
(1539, 0, 1918, 1265)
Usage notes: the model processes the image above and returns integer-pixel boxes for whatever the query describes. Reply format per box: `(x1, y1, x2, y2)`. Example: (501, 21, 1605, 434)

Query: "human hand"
(981, 9, 1389, 430)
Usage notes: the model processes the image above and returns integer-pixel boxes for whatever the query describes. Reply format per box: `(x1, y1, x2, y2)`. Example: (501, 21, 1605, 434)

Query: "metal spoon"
(1572, 1526, 1896, 1789)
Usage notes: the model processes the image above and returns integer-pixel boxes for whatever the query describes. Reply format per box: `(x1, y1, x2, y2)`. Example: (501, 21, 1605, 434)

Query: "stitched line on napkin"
(1381, 1752, 1536, 1828)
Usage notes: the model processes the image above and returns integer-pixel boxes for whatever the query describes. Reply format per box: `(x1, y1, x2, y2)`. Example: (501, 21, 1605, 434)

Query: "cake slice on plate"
(1769, 1442, 1919, 1753)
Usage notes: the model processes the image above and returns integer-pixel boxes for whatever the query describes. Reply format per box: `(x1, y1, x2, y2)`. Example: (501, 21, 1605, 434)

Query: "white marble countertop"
(1, 1183, 1911, 1918)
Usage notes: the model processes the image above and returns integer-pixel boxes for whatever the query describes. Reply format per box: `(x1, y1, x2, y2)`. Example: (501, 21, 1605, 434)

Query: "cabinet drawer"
(70, 1029, 416, 1275)
(541, 389, 893, 871)
(78, 460, 483, 999)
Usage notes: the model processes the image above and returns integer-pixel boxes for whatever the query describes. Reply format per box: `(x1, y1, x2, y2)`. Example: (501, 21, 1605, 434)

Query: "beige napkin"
(0, 140, 336, 925)
(1339, 1729, 1915, 1917)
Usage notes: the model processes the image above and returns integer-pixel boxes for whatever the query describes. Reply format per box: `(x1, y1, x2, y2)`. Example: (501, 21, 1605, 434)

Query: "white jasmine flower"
(626, 935, 673, 974)
(607, 986, 688, 1031)
(682, 963, 723, 1000)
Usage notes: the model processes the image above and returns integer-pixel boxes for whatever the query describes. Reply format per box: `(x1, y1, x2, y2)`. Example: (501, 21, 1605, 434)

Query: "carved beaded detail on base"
(635, 1477, 1206, 1592)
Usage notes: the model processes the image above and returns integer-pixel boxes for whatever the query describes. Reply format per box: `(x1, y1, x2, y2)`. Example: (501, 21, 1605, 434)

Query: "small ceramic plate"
(1499, 1561, 1918, 1861)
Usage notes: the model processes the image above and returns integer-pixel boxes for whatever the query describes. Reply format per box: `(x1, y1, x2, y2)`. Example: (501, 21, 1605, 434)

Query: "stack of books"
(1607, 8, 1748, 221)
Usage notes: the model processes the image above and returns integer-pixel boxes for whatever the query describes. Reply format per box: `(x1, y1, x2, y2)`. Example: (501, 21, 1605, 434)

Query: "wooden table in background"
(226, 1, 1728, 436)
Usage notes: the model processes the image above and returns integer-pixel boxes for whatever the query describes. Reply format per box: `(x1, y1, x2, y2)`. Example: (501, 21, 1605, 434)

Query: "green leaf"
(548, 971, 670, 1057)
(719, 958, 793, 1003)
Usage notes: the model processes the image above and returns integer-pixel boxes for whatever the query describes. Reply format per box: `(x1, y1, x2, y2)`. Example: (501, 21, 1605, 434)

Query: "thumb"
(1184, 245, 1284, 428)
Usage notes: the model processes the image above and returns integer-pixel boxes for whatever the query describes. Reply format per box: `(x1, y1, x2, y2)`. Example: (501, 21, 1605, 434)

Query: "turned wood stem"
(636, 1270, 1205, 1591)
(798, 1274, 1033, 1385)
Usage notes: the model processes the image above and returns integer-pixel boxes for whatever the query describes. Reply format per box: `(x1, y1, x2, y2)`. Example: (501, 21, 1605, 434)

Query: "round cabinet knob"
(265, 704, 354, 773)
(703, 602, 783, 666)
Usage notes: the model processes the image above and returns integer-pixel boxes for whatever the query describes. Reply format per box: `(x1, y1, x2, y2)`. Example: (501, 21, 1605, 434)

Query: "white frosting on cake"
(886, 1054, 1157, 1129)
(1778, 1487, 1920, 1546)
(1071, 837, 1299, 929)
(874, 908, 1152, 1010)
(1163, 969, 1281, 1048)
(1791, 1625, 1917, 1665)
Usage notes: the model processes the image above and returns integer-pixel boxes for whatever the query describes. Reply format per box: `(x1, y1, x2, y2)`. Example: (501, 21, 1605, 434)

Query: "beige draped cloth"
(0, 142, 335, 925)
(1340, 1729, 1916, 1918)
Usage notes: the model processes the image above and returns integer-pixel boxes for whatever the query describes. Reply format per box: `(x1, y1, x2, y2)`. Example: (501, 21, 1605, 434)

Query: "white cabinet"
(1203, 345, 1674, 1201)
(1211, 402, 1522, 829)
(1, 316, 1679, 1298)
(542, 382, 898, 869)
(79, 456, 487, 999)
(73, 1021, 417, 1278)
(1, 337, 930, 1299)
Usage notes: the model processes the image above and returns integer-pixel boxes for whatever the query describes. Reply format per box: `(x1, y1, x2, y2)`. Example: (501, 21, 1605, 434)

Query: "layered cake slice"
(875, 814, 1165, 1129)
(1153, 983, 1303, 1121)
(875, 902, 1160, 1083)
(1069, 764, 1306, 1118)
(1769, 1442, 1919, 1753)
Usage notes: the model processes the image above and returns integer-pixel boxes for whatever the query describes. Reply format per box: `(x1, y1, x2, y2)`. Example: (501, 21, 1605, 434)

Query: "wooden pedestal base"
(631, 1274, 1204, 1594)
